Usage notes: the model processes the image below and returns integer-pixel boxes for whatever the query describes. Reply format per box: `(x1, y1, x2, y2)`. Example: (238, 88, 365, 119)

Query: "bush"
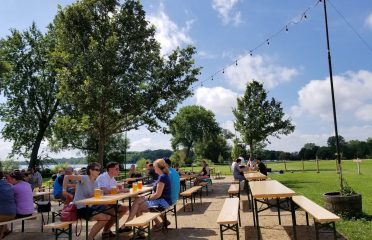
(136, 158, 147, 171)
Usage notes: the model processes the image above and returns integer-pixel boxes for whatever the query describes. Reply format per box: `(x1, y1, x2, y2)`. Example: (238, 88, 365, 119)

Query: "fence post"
(316, 157, 320, 173)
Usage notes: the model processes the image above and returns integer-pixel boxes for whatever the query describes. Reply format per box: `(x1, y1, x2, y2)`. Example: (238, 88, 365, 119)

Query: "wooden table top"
(74, 186, 152, 205)
(33, 190, 53, 197)
(244, 172, 267, 181)
(249, 180, 295, 199)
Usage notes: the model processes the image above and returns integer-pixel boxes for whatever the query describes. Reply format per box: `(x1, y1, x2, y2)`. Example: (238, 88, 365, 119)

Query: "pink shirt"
(12, 181, 34, 215)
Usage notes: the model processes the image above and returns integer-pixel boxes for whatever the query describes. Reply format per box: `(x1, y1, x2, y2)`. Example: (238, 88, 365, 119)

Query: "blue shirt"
(153, 173, 171, 205)
(168, 168, 180, 204)
(0, 179, 16, 216)
(53, 175, 63, 198)
(73, 175, 98, 209)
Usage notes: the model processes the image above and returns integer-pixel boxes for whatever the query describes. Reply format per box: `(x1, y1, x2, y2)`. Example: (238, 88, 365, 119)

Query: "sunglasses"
(92, 168, 101, 172)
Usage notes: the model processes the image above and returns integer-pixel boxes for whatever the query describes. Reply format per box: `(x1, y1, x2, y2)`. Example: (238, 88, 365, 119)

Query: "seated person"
(8, 171, 34, 218)
(63, 162, 119, 240)
(53, 167, 75, 203)
(194, 160, 210, 186)
(233, 158, 248, 182)
(256, 158, 268, 176)
(122, 159, 171, 232)
(96, 162, 130, 234)
(0, 171, 16, 239)
(145, 163, 159, 184)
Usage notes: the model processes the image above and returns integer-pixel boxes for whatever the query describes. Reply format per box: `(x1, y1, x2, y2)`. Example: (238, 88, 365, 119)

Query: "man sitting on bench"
(0, 171, 16, 239)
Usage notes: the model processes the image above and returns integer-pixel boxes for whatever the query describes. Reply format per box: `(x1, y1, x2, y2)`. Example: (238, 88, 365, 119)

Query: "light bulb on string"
(222, 69, 225, 74)
(250, 51, 253, 56)
(285, 25, 288, 32)
(266, 39, 270, 45)
(235, 60, 238, 66)
(304, 13, 307, 19)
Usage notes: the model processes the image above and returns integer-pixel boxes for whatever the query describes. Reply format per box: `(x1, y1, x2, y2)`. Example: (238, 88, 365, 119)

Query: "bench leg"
(236, 223, 239, 240)
(183, 197, 186, 212)
(254, 199, 260, 239)
(315, 222, 319, 240)
(219, 225, 223, 240)
(290, 197, 297, 240)
(306, 212, 309, 226)
(174, 204, 178, 229)
(22, 220, 25, 232)
(332, 222, 337, 240)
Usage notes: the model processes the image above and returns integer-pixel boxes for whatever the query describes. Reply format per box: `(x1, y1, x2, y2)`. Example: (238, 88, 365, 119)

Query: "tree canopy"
(52, 0, 201, 165)
(169, 105, 221, 163)
(233, 80, 295, 159)
(0, 23, 60, 168)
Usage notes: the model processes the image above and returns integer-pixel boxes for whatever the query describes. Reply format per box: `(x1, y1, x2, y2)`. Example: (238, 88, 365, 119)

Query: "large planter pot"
(323, 192, 362, 213)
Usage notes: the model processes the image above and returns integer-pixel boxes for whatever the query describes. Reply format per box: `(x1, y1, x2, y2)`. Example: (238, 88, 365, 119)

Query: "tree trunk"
(98, 135, 106, 166)
(249, 142, 254, 159)
(29, 124, 48, 169)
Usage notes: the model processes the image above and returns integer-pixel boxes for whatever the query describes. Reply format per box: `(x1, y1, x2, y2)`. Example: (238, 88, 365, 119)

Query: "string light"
(191, 0, 321, 90)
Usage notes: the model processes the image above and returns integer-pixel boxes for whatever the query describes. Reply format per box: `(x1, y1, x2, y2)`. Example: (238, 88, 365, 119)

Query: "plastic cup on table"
(111, 186, 118, 194)
(94, 188, 101, 198)
(137, 181, 142, 190)
(132, 182, 138, 193)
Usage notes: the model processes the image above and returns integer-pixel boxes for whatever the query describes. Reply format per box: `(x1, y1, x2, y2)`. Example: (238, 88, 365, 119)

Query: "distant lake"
(19, 163, 135, 170)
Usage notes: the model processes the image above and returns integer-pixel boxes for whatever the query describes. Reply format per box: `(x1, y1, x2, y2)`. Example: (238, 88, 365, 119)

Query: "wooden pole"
(284, 160, 287, 171)
(302, 159, 305, 172)
(316, 157, 320, 173)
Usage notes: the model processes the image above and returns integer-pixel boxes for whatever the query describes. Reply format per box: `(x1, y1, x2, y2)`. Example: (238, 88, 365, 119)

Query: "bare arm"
(147, 182, 164, 200)
(62, 175, 81, 197)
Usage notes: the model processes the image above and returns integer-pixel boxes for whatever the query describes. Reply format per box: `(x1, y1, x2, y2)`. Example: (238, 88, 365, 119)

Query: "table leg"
(115, 202, 119, 240)
(85, 205, 89, 240)
(290, 197, 297, 240)
(277, 198, 281, 225)
(254, 199, 260, 239)
(129, 197, 132, 210)
(251, 197, 256, 226)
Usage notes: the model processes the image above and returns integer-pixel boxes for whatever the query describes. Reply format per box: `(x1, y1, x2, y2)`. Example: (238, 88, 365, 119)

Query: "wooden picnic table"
(249, 180, 297, 240)
(75, 186, 152, 240)
(244, 172, 267, 181)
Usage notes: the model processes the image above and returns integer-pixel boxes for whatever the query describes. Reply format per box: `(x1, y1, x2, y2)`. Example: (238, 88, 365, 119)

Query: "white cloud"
(224, 54, 299, 90)
(195, 86, 238, 116)
(292, 70, 372, 121)
(127, 128, 172, 151)
(221, 120, 235, 132)
(365, 13, 372, 29)
(212, 0, 242, 25)
(147, 4, 193, 55)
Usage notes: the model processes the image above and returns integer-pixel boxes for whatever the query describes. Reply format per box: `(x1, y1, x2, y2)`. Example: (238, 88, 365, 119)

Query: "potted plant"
(323, 179, 362, 215)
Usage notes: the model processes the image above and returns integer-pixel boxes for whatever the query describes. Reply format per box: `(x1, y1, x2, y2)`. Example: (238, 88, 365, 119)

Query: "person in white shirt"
(96, 162, 132, 234)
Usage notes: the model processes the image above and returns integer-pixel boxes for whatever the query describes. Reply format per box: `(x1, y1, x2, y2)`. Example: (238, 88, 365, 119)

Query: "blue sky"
(1, 0, 372, 159)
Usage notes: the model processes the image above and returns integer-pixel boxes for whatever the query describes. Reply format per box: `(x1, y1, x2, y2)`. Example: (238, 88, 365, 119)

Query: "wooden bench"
(1, 214, 41, 233)
(292, 195, 341, 240)
(228, 184, 240, 198)
(149, 202, 178, 231)
(199, 182, 209, 196)
(44, 221, 76, 240)
(217, 198, 241, 240)
(125, 212, 161, 239)
(180, 186, 203, 212)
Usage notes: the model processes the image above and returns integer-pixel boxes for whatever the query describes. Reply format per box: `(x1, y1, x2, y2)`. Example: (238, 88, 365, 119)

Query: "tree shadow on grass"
(277, 180, 320, 189)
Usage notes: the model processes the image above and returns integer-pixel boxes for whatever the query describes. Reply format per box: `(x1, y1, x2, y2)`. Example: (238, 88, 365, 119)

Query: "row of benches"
(217, 181, 340, 240)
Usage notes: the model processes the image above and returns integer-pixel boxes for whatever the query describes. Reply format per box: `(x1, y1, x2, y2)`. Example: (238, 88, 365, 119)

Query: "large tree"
(53, 0, 200, 165)
(169, 105, 221, 163)
(0, 23, 60, 168)
(233, 80, 295, 159)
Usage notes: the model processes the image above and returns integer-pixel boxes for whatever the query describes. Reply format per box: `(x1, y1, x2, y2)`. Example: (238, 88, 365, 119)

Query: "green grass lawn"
(189, 160, 372, 240)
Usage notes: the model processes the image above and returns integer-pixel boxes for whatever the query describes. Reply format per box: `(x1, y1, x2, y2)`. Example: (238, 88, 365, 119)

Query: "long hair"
(87, 162, 101, 176)
(154, 159, 169, 174)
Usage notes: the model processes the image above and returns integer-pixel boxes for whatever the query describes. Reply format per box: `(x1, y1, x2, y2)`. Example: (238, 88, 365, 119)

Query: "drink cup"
(132, 182, 138, 193)
(137, 181, 142, 190)
(94, 188, 101, 198)
(111, 186, 118, 195)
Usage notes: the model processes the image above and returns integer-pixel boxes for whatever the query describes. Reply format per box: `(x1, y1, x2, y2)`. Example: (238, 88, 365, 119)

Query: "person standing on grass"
(0, 171, 16, 239)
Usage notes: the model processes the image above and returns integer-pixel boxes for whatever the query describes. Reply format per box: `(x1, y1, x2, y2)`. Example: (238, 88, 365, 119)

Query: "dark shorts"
(77, 205, 110, 220)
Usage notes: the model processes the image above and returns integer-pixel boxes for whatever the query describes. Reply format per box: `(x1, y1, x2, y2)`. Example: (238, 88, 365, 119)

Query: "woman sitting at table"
(121, 158, 171, 232)
(8, 171, 34, 218)
(193, 160, 210, 186)
(63, 162, 117, 240)
(0, 171, 16, 239)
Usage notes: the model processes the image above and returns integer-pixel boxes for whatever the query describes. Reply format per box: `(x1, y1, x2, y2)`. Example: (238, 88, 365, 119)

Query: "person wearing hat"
(8, 171, 34, 218)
